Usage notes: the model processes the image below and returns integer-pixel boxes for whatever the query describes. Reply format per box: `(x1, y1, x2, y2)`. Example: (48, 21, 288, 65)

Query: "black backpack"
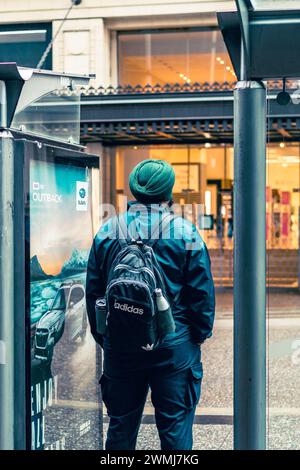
(105, 211, 175, 352)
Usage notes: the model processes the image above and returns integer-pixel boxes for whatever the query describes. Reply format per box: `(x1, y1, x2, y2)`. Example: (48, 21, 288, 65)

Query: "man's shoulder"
(158, 215, 205, 251)
(173, 216, 204, 242)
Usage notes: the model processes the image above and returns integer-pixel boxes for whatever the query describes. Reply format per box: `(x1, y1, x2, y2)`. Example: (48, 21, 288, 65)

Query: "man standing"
(86, 159, 215, 450)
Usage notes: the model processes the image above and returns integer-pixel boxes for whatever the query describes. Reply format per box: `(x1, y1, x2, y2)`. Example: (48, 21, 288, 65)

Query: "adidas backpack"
(104, 211, 176, 352)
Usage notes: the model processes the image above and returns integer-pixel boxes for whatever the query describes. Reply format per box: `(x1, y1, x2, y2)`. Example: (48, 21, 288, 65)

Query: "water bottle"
(154, 288, 176, 336)
(95, 297, 107, 335)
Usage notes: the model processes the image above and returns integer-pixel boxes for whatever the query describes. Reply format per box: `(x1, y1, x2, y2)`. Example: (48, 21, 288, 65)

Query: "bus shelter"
(0, 63, 102, 450)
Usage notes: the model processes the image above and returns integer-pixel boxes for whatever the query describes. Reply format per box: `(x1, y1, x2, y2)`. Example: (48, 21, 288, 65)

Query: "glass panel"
(114, 144, 233, 449)
(118, 30, 236, 87)
(0, 23, 52, 69)
(28, 142, 101, 450)
(0, 30, 47, 44)
(267, 144, 300, 254)
(12, 88, 80, 144)
(251, 0, 300, 10)
(267, 87, 300, 449)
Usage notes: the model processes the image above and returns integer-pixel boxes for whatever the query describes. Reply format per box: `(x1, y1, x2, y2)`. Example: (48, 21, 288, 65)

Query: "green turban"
(129, 159, 175, 203)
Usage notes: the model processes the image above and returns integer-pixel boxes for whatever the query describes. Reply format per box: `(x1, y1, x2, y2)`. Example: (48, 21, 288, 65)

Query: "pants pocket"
(185, 362, 203, 409)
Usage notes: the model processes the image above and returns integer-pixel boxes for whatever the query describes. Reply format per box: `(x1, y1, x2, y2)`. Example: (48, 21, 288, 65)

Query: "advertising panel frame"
(12, 136, 102, 450)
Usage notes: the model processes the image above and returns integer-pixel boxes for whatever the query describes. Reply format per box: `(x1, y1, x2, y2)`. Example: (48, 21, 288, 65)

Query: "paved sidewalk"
(215, 289, 300, 317)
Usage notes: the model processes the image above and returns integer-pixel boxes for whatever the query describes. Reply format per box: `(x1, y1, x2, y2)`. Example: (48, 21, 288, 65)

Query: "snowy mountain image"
(59, 249, 89, 277)
(30, 249, 89, 281)
(31, 255, 53, 281)
(30, 249, 88, 325)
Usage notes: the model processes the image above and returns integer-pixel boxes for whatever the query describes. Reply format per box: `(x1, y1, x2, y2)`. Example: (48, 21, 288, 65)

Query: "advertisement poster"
(29, 157, 101, 450)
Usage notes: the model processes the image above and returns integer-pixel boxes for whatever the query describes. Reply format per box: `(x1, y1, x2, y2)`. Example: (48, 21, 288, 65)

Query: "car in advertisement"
(34, 281, 87, 363)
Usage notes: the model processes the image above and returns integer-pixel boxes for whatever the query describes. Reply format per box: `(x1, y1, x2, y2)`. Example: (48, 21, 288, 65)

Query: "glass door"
(267, 90, 300, 449)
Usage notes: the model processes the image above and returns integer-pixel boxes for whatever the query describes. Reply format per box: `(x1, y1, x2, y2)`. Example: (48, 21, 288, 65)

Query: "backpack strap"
(116, 211, 177, 248)
(116, 214, 145, 248)
(116, 215, 129, 248)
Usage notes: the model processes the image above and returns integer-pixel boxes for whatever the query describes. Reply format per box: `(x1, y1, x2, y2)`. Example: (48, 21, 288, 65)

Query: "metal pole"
(0, 81, 26, 450)
(0, 77, 15, 448)
(233, 79, 267, 449)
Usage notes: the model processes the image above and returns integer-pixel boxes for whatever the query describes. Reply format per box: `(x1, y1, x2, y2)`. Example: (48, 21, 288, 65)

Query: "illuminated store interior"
(115, 143, 300, 288)
(118, 29, 236, 86)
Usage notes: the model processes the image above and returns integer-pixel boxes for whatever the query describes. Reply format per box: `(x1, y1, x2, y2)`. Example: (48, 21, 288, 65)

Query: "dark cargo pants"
(100, 340, 203, 450)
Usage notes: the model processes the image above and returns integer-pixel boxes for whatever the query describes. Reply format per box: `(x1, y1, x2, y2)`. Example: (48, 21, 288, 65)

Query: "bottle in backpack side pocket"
(95, 297, 107, 335)
(154, 288, 176, 337)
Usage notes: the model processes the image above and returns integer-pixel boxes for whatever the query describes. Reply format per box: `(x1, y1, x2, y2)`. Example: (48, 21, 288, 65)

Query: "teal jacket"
(86, 201, 215, 348)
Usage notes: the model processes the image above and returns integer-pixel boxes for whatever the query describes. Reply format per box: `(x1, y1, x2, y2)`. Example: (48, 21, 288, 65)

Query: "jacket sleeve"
(86, 237, 106, 347)
(184, 235, 215, 344)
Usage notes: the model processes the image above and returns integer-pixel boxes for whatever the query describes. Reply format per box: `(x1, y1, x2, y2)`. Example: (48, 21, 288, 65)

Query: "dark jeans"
(100, 341, 203, 450)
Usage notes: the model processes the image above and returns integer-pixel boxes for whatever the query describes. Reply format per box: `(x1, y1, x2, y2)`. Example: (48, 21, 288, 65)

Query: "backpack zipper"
(113, 264, 156, 283)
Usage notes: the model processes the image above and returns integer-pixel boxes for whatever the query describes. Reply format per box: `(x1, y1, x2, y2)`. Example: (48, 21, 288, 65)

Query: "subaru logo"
(79, 188, 86, 199)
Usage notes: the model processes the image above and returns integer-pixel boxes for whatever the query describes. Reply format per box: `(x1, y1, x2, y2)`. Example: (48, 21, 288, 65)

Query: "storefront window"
(115, 143, 234, 449)
(113, 141, 300, 448)
(115, 142, 300, 288)
(267, 144, 300, 251)
(118, 29, 235, 87)
(115, 145, 233, 251)
(0, 23, 52, 69)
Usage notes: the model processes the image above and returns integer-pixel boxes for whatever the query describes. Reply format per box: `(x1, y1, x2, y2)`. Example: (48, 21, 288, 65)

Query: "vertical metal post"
(0, 82, 26, 450)
(233, 79, 267, 449)
(0, 78, 15, 449)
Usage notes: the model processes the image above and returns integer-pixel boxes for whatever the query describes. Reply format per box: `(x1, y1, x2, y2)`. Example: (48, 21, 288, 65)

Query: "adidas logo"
(114, 299, 143, 315)
(142, 344, 154, 351)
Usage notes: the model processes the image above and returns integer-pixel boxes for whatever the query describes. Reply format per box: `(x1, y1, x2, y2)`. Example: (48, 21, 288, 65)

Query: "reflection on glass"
(116, 144, 234, 252)
(115, 143, 234, 449)
(251, 0, 299, 10)
(266, 114, 300, 448)
(267, 144, 300, 252)
(115, 138, 300, 448)
(12, 88, 80, 144)
(0, 24, 52, 69)
(118, 29, 235, 86)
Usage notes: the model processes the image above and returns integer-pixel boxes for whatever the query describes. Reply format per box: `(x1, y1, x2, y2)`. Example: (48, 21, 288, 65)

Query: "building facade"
(1, 0, 300, 287)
